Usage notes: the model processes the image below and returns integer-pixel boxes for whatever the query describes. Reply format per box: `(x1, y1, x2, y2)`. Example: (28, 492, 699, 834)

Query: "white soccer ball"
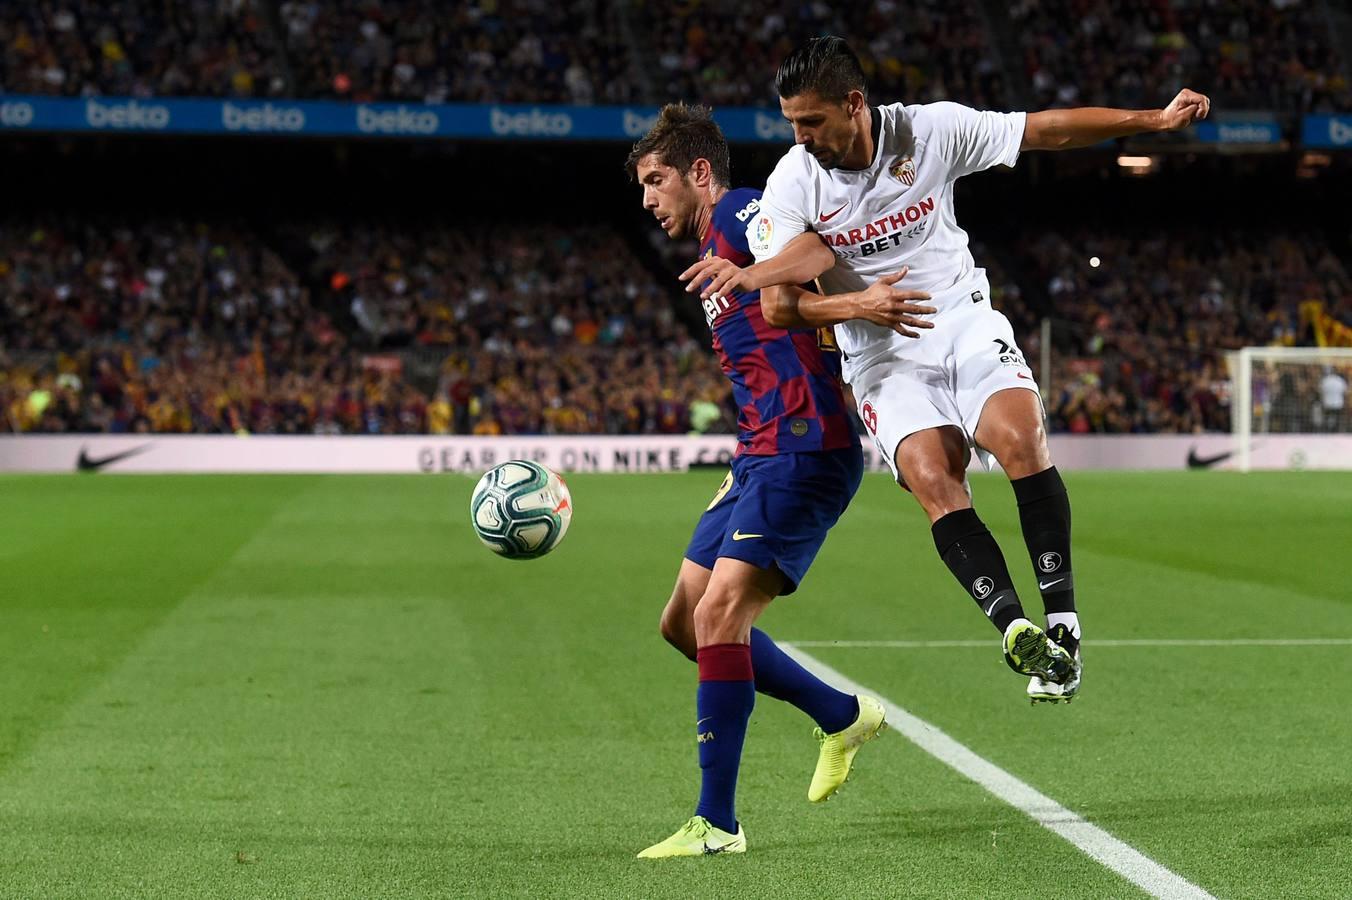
(469, 460, 572, 560)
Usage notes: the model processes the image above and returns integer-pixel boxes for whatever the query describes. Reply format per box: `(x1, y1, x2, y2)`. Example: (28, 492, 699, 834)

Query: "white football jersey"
(749, 101, 1026, 372)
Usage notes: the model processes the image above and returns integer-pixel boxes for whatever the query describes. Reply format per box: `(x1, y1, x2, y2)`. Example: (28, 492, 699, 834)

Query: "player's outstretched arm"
(762, 267, 935, 338)
(680, 232, 834, 300)
(1021, 88, 1211, 151)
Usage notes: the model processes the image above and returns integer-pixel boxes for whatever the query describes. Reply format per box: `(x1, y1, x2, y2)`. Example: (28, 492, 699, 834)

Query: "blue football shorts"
(684, 445, 864, 595)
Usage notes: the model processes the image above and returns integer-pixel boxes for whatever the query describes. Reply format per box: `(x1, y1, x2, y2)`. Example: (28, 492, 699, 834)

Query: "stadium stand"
(0, 217, 731, 436)
(2, 4, 1350, 438)
(1009, 0, 1352, 112)
(10, 1, 1345, 111)
(279, 0, 639, 104)
(628, 0, 1009, 108)
(0, 0, 286, 97)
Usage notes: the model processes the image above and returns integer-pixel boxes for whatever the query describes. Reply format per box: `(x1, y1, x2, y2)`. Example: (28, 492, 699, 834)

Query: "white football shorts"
(846, 274, 1042, 483)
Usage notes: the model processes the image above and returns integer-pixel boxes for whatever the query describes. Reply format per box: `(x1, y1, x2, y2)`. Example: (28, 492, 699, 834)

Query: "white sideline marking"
(789, 638, 1352, 649)
(782, 644, 1217, 900)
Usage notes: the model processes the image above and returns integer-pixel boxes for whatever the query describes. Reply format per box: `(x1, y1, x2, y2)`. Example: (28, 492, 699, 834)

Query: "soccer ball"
(470, 460, 572, 559)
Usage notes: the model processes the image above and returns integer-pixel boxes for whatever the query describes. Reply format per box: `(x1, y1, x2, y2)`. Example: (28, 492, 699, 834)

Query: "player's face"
(780, 91, 864, 170)
(636, 155, 701, 240)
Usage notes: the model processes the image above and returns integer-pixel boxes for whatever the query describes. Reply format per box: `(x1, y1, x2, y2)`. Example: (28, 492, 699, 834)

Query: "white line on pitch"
(788, 638, 1352, 648)
(782, 644, 1216, 900)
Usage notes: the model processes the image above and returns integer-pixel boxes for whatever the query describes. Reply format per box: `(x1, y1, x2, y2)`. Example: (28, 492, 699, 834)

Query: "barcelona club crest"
(890, 157, 916, 186)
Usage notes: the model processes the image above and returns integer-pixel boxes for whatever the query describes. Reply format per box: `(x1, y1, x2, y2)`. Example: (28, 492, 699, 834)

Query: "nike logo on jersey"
(731, 530, 763, 541)
(819, 203, 848, 222)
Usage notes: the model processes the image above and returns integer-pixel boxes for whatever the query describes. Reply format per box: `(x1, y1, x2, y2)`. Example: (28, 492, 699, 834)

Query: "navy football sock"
(750, 628, 858, 733)
(694, 643, 754, 834)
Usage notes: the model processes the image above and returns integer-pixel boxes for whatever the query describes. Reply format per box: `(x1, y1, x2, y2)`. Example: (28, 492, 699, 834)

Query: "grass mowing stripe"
(788, 638, 1352, 648)
(782, 644, 1218, 900)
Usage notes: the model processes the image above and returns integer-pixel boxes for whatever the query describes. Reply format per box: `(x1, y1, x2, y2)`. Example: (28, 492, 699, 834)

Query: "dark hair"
(775, 35, 867, 102)
(624, 102, 731, 187)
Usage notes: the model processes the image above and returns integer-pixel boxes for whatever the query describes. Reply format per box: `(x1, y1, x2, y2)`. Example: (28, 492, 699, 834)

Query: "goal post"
(1230, 346, 1352, 472)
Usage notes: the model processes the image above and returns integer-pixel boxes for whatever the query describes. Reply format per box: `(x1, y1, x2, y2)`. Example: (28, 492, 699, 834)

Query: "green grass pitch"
(3, 470, 1351, 898)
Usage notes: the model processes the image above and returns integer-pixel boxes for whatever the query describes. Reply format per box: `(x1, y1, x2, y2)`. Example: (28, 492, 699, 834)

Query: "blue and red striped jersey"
(697, 188, 858, 456)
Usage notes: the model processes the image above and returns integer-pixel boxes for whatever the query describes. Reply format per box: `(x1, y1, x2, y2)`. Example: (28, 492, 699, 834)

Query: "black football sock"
(1011, 466, 1077, 635)
(931, 508, 1025, 634)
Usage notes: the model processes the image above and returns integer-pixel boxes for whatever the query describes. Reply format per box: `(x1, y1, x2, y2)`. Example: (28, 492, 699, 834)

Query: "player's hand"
(855, 268, 935, 338)
(679, 256, 757, 300)
(1157, 88, 1210, 131)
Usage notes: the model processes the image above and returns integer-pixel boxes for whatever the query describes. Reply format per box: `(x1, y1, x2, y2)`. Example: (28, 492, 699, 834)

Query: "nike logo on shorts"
(731, 530, 763, 541)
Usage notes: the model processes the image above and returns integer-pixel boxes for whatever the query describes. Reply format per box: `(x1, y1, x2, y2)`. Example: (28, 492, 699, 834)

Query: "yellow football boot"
(807, 695, 887, 802)
(637, 816, 747, 859)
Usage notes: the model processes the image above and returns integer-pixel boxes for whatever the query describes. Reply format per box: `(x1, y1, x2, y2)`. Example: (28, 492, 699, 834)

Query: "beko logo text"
(490, 107, 572, 136)
(223, 102, 306, 132)
(357, 105, 439, 134)
(0, 101, 34, 126)
(623, 109, 658, 137)
(86, 99, 170, 129)
(755, 113, 792, 140)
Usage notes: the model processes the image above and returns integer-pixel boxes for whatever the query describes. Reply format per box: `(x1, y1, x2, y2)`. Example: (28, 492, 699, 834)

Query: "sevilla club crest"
(889, 157, 916, 186)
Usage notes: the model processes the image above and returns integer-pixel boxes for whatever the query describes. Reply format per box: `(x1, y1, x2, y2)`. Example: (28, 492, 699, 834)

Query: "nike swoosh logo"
(696, 717, 712, 727)
(1038, 578, 1065, 591)
(984, 596, 1000, 615)
(731, 530, 763, 541)
(819, 203, 848, 223)
(1187, 447, 1234, 469)
(77, 444, 152, 472)
(1016, 372, 1034, 380)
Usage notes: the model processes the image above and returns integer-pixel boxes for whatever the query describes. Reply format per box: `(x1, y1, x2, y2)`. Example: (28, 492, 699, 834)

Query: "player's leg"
(661, 556, 862, 736)
(956, 304, 1080, 698)
(637, 557, 776, 858)
(892, 425, 1032, 636)
(675, 472, 862, 730)
(659, 559, 711, 662)
(854, 360, 1031, 637)
(973, 387, 1081, 700)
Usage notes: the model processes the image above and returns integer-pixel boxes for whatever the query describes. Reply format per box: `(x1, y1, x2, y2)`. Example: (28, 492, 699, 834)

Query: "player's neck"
(695, 185, 727, 243)
(840, 106, 875, 171)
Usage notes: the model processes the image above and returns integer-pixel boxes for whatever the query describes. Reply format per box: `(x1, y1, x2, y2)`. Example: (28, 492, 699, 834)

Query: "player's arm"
(1021, 88, 1211, 151)
(679, 232, 833, 300)
(761, 267, 935, 338)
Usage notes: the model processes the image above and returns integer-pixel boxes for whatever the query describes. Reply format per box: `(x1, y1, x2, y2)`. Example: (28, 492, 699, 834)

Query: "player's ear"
(846, 90, 866, 117)
(690, 157, 713, 189)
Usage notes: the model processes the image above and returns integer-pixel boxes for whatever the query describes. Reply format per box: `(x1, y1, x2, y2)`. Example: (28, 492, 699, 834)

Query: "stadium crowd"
(1010, 0, 1351, 112)
(631, 0, 1007, 109)
(0, 217, 732, 437)
(279, 0, 637, 104)
(1016, 227, 1350, 434)
(5, 210, 1348, 437)
(0, 0, 286, 98)
(5, 1, 1348, 112)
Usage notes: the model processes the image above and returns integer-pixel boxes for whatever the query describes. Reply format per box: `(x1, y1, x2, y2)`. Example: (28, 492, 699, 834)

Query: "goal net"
(1230, 346, 1352, 471)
